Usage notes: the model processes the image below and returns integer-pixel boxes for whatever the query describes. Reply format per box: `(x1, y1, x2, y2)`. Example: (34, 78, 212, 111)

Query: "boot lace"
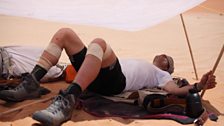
(46, 95, 70, 115)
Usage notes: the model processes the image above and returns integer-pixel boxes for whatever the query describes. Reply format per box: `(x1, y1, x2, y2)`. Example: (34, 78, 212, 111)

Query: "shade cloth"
(0, 0, 205, 31)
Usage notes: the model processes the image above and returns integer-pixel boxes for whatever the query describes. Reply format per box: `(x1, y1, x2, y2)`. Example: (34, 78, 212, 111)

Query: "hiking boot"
(32, 91, 76, 126)
(0, 73, 40, 102)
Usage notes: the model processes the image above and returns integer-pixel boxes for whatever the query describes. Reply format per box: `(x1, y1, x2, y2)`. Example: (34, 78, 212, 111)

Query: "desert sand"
(0, 0, 223, 125)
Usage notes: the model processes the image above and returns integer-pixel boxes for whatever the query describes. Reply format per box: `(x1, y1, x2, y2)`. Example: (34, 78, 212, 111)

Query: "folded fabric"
(79, 91, 208, 125)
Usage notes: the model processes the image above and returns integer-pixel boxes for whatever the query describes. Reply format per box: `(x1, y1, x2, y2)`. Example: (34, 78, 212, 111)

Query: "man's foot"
(32, 91, 76, 126)
(0, 73, 40, 102)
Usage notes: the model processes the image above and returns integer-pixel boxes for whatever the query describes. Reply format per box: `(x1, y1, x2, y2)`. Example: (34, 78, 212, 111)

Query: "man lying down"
(0, 28, 216, 126)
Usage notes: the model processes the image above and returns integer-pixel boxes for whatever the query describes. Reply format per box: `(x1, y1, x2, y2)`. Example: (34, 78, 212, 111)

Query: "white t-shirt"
(120, 59, 172, 91)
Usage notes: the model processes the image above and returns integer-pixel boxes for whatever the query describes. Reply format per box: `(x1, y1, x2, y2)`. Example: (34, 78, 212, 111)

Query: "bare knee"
(52, 28, 79, 47)
(57, 28, 77, 36)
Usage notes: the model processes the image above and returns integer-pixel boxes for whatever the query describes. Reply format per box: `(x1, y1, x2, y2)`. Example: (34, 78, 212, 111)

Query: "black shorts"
(70, 47, 126, 96)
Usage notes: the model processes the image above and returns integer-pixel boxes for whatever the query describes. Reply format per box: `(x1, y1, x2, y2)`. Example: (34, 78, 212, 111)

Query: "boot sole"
(32, 113, 71, 126)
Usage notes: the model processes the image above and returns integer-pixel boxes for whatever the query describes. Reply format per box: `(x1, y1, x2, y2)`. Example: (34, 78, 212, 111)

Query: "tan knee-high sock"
(31, 43, 62, 81)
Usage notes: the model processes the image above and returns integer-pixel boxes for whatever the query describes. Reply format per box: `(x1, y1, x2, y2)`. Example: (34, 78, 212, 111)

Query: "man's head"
(153, 54, 174, 74)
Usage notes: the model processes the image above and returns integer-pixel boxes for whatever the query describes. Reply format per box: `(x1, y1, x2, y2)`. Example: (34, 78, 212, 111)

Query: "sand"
(0, 0, 223, 125)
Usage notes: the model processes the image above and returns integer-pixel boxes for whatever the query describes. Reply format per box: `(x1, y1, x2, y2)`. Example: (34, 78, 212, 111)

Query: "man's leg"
(32, 28, 85, 82)
(33, 37, 118, 126)
(67, 38, 116, 88)
(0, 28, 85, 102)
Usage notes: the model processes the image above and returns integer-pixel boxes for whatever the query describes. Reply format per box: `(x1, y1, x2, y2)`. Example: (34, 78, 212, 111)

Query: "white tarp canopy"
(0, 0, 205, 31)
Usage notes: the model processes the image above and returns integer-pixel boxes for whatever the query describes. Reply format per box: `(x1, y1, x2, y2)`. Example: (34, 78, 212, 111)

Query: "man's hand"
(197, 71, 217, 90)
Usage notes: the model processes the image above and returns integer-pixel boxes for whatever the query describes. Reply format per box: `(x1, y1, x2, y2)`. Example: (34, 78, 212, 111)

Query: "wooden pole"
(180, 14, 199, 80)
(201, 44, 224, 97)
(0, 96, 54, 117)
(0, 78, 21, 85)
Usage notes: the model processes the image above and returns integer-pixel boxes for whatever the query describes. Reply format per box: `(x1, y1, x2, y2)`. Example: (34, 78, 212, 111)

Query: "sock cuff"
(66, 83, 82, 97)
(31, 65, 47, 81)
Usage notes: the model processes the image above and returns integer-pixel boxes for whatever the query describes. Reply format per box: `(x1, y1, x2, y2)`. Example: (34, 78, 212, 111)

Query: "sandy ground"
(0, 0, 224, 125)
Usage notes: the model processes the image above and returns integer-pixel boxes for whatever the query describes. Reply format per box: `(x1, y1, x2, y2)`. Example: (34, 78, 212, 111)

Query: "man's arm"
(162, 81, 194, 96)
(162, 71, 216, 96)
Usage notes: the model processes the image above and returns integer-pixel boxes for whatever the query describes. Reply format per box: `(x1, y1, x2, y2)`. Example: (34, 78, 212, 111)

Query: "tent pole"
(0, 96, 54, 117)
(201, 44, 224, 98)
(180, 13, 198, 80)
